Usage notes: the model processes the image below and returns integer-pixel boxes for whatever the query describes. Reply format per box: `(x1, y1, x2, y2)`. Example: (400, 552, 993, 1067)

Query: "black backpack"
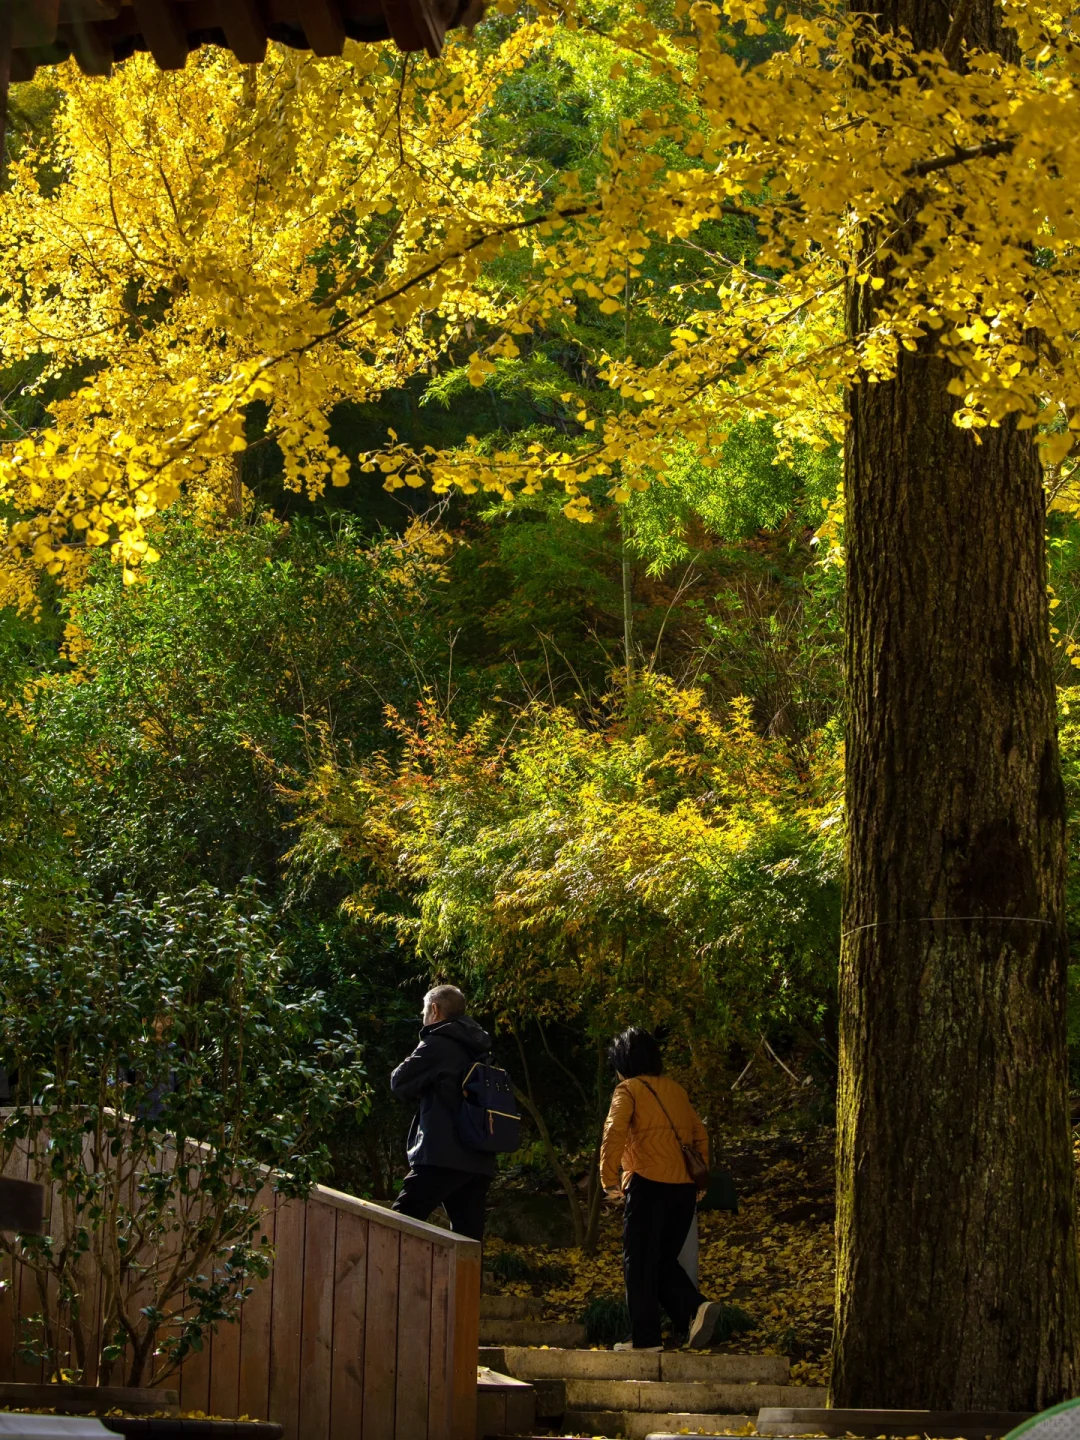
(456, 1056, 521, 1154)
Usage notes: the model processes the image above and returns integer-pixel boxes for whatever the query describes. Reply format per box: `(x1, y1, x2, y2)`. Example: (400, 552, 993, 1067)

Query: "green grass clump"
(581, 1293, 631, 1345)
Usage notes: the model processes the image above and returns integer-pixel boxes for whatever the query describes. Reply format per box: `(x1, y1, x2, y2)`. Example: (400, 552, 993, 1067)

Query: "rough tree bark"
(832, 0, 1080, 1410)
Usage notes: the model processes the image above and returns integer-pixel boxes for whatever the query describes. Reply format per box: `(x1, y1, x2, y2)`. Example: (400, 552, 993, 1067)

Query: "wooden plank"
(76, 1134, 105, 1389)
(204, 1165, 263, 1414)
(131, 0, 188, 68)
(268, 1195, 306, 1440)
(447, 1241, 481, 1440)
(426, 1245, 451, 1440)
(361, 1222, 399, 1439)
(297, 1199, 336, 1440)
(11, 1143, 43, 1386)
(61, 20, 114, 76)
(329, 1210, 367, 1440)
(302, 0, 345, 56)
(12, 1244, 45, 1384)
(11, 0, 59, 47)
(309, 1186, 475, 1245)
(0, 1229, 14, 1384)
(206, 1304, 242, 1420)
(395, 1233, 432, 1440)
(214, 0, 266, 63)
(236, 1187, 277, 1422)
(176, 1252, 212, 1415)
(143, 1143, 189, 1400)
(0, 1134, 27, 1379)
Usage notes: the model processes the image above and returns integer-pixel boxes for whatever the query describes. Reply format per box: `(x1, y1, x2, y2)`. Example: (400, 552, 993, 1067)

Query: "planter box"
(0, 1388, 177, 1419)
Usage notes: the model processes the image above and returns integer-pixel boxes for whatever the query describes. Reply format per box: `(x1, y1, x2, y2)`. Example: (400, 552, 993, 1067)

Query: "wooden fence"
(0, 1147, 480, 1440)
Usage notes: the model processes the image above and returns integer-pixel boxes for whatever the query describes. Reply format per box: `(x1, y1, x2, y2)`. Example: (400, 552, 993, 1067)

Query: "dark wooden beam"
(215, 0, 266, 64)
(64, 20, 115, 75)
(302, 0, 346, 58)
(131, 0, 188, 69)
(12, 0, 60, 48)
(379, 0, 443, 59)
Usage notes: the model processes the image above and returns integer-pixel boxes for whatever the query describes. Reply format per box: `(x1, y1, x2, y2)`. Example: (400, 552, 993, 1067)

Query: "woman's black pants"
(623, 1174, 704, 1347)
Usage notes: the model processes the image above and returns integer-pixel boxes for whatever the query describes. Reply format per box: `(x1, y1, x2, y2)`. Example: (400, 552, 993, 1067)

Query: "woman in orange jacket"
(600, 1027, 723, 1351)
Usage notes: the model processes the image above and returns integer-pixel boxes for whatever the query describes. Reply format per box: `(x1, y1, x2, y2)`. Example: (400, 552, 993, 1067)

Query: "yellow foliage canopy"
(3, 0, 1080, 592)
(0, 27, 552, 605)
(424, 0, 1080, 517)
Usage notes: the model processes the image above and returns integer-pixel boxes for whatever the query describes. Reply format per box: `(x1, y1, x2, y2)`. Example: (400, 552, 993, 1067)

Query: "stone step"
(565, 1409, 754, 1439)
(478, 1318, 588, 1347)
(479, 1346, 789, 1385)
(646, 1433, 755, 1440)
(756, 1408, 1033, 1439)
(480, 1293, 546, 1321)
(550, 1380, 826, 1416)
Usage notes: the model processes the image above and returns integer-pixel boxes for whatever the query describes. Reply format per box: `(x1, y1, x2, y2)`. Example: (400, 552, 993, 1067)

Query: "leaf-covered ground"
(486, 1126, 836, 1387)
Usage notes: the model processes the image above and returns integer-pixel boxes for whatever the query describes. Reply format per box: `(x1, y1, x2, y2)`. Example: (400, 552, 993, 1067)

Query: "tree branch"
(905, 137, 1016, 178)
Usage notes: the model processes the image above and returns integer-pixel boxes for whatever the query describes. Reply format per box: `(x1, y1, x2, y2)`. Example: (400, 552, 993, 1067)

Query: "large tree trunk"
(833, 0, 1080, 1410)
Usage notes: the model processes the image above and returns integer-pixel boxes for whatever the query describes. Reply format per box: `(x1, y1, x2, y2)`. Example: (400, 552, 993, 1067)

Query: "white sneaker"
(687, 1300, 722, 1349)
(613, 1341, 663, 1351)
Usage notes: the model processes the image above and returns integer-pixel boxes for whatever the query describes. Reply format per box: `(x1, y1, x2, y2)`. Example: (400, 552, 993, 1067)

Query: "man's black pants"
(392, 1164, 490, 1242)
(623, 1173, 704, 1347)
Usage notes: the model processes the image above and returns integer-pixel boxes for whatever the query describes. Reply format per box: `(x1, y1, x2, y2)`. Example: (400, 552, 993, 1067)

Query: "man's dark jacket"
(390, 1015, 496, 1177)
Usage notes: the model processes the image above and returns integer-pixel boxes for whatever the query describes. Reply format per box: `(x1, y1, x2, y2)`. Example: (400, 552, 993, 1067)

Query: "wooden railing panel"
(396, 1230, 434, 1440)
(268, 1195, 306, 1440)
(449, 1239, 481, 1440)
(427, 1243, 452, 1440)
(0, 1144, 480, 1440)
(206, 1308, 242, 1420)
(297, 1197, 336, 1440)
(329, 1205, 368, 1440)
(236, 1186, 276, 1422)
(362, 1221, 400, 1437)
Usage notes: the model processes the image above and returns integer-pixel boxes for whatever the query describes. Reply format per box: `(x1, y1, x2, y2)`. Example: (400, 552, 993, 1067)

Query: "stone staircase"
(477, 1295, 828, 1439)
(479, 1291, 587, 1348)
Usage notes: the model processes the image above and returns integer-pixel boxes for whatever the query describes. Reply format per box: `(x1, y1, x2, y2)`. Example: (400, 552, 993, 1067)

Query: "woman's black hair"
(608, 1027, 663, 1079)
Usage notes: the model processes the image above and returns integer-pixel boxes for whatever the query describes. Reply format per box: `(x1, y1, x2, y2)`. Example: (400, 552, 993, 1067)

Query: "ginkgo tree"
(428, 0, 1080, 1411)
(0, 27, 553, 606)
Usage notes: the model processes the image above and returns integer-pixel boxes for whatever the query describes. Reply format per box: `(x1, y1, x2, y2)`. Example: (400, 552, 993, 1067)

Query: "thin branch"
(763, 1037, 812, 1086)
(905, 136, 1015, 178)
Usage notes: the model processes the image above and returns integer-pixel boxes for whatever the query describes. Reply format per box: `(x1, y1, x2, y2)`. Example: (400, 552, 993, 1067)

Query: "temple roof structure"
(4, 0, 480, 79)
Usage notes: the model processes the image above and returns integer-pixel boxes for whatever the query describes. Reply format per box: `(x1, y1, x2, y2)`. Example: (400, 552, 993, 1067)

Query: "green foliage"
(0, 12, 856, 1219)
(289, 675, 842, 1079)
(489, 1250, 535, 1283)
(581, 1293, 631, 1345)
(626, 421, 841, 573)
(0, 880, 367, 1386)
(36, 514, 453, 891)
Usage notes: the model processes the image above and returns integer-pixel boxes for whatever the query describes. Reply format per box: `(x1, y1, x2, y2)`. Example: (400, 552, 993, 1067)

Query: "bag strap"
(636, 1077, 688, 1149)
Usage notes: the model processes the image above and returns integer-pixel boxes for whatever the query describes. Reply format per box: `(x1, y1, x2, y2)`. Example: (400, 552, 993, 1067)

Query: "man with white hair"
(389, 984, 495, 1241)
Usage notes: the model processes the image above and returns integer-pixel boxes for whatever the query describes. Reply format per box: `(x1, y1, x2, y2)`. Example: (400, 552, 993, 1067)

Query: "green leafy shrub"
(0, 881, 368, 1387)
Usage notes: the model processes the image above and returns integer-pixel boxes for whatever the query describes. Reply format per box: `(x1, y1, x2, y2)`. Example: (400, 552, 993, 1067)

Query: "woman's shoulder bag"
(637, 1078, 709, 1191)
